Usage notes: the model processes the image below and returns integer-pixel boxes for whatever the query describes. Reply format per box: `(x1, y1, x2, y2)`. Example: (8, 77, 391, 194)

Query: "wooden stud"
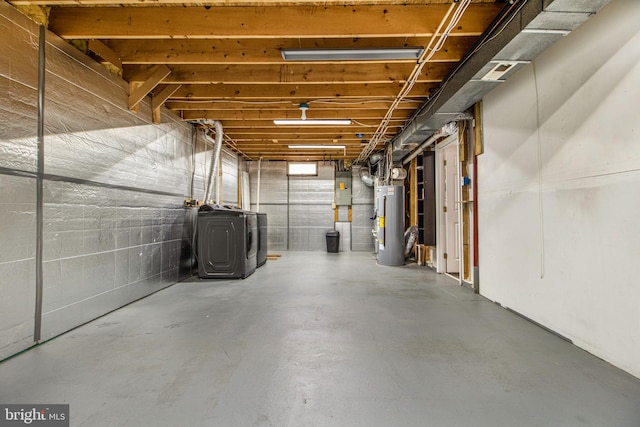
(460, 123, 471, 282)
(151, 84, 182, 124)
(128, 82, 141, 113)
(128, 65, 171, 111)
(474, 101, 484, 156)
(88, 39, 122, 69)
(409, 157, 418, 228)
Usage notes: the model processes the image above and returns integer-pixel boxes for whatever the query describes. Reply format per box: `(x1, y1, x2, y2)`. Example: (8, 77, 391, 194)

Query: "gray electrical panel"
(335, 171, 352, 206)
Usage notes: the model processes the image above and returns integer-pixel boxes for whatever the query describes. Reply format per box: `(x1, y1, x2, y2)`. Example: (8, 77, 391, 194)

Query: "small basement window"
(288, 162, 318, 176)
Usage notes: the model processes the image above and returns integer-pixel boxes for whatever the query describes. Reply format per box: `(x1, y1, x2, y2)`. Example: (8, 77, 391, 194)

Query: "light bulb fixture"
(281, 47, 424, 61)
(274, 119, 352, 126)
(274, 103, 351, 126)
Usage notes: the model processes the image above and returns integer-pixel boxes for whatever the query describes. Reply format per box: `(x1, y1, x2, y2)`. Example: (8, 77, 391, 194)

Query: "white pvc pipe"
(402, 134, 439, 165)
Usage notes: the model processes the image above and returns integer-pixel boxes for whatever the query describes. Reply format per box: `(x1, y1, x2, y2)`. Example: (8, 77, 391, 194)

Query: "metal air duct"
(392, 0, 613, 162)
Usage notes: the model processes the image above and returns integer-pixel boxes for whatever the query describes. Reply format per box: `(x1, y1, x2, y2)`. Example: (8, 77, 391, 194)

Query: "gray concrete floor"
(1, 252, 639, 427)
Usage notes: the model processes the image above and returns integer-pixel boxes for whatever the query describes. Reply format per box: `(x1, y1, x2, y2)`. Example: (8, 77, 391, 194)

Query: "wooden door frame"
(435, 134, 462, 281)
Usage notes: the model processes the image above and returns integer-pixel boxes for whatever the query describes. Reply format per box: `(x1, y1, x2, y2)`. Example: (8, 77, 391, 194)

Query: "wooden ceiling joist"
(178, 108, 412, 121)
(165, 100, 422, 111)
(48, 4, 500, 39)
(173, 83, 437, 100)
(124, 63, 452, 85)
(12, 0, 500, 5)
(13, 0, 506, 161)
(128, 64, 171, 111)
(221, 128, 388, 137)
(209, 119, 404, 128)
(88, 39, 122, 69)
(106, 37, 479, 65)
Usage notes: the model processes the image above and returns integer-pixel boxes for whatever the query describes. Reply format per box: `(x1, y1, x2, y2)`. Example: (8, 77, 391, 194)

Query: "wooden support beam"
(229, 136, 365, 142)
(124, 63, 450, 85)
(128, 64, 171, 111)
(14, 0, 500, 5)
(165, 100, 420, 111)
(172, 82, 436, 100)
(223, 129, 380, 136)
(409, 157, 418, 228)
(48, 5, 500, 39)
(173, 108, 411, 121)
(128, 82, 141, 113)
(151, 84, 182, 124)
(460, 122, 471, 283)
(88, 39, 122, 69)
(215, 119, 403, 129)
(474, 101, 484, 155)
(107, 37, 477, 65)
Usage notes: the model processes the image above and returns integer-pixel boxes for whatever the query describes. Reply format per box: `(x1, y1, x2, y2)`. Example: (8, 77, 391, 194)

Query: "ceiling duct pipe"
(402, 122, 457, 165)
(201, 120, 224, 204)
(391, 0, 612, 162)
(357, 165, 375, 187)
(369, 153, 384, 165)
(360, 173, 375, 187)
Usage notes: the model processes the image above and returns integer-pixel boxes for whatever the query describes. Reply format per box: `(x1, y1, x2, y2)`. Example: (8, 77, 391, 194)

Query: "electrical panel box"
(335, 171, 352, 206)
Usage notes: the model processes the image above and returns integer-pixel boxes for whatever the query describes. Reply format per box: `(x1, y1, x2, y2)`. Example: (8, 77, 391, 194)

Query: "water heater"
(376, 185, 405, 266)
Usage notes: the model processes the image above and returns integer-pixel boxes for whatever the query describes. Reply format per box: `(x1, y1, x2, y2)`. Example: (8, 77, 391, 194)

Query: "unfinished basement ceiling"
(10, 0, 506, 161)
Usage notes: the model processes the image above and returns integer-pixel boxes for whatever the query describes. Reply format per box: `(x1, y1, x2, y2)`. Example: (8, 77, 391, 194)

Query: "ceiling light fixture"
(274, 119, 352, 126)
(288, 145, 346, 149)
(521, 29, 571, 36)
(281, 47, 424, 61)
(274, 103, 351, 126)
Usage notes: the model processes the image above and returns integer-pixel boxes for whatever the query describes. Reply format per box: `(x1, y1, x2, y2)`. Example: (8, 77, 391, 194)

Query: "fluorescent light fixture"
(281, 47, 424, 61)
(288, 145, 346, 149)
(274, 119, 352, 126)
(521, 28, 571, 36)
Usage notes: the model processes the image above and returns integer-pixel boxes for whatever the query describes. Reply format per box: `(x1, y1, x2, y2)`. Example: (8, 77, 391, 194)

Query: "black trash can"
(326, 230, 340, 253)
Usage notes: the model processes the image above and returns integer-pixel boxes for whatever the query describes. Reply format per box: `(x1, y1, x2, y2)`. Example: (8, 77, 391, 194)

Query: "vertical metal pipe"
(256, 158, 262, 212)
(34, 25, 46, 342)
(202, 120, 223, 204)
(286, 175, 290, 250)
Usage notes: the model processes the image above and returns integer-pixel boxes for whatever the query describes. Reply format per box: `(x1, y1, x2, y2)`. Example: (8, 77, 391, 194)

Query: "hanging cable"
(411, 0, 528, 123)
(355, 0, 471, 164)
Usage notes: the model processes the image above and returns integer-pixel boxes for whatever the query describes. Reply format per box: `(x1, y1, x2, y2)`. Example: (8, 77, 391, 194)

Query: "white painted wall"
(478, 0, 640, 378)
